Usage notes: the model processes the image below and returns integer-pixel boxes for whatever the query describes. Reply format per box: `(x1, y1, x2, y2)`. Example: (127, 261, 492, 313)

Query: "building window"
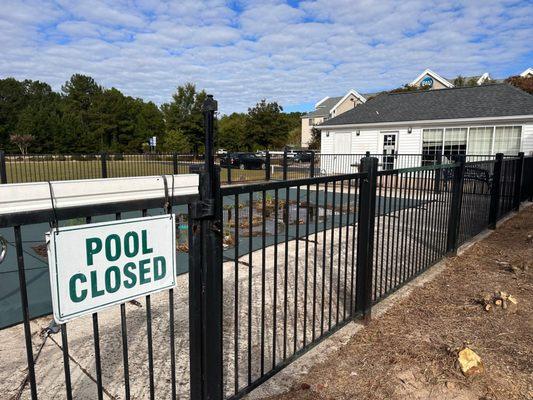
(493, 126, 521, 154)
(468, 127, 493, 155)
(443, 128, 467, 161)
(309, 118, 313, 125)
(422, 128, 443, 165)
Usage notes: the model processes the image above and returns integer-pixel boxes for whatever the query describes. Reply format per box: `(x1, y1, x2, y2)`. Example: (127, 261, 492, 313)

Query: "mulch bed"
(265, 206, 533, 400)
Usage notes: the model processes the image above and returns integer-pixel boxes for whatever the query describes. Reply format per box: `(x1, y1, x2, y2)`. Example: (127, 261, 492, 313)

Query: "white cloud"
(0, 0, 532, 113)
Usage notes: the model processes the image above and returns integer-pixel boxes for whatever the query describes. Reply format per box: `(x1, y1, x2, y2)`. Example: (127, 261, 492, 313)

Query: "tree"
(453, 76, 466, 87)
(505, 75, 533, 94)
(61, 74, 103, 152)
(0, 78, 31, 151)
(89, 88, 138, 152)
(162, 129, 191, 153)
(217, 113, 247, 151)
(308, 127, 321, 149)
(135, 101, 165, 152)
(10, 134, 34, 155)
(286, 126, 301, 147)
(14, 81, 64, 153)
(245, 100, 289, 150)
(161, 83, 207, 155)
(389, 84, 431, 94)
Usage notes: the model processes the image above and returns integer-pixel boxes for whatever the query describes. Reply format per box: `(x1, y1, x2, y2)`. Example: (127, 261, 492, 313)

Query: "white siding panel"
(352, 129, 379, 153)
(398, 127, 422, 154)
(321, 130, 334, 154)
(522, 123, 533, 155)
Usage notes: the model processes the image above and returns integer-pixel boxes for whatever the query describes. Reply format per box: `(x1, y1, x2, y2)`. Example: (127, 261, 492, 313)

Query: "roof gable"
(330, 89, 366, 113)
(410, 69, 454, 88)
(521, 68, 533, 77)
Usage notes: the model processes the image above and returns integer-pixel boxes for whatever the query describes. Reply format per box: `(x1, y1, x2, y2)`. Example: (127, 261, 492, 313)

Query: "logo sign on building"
(47, 214, 176, 323)
(420, 76, 434, 88)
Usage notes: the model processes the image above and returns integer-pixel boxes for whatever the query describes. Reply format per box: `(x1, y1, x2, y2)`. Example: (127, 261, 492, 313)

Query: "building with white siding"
(317, 84, 533, 173)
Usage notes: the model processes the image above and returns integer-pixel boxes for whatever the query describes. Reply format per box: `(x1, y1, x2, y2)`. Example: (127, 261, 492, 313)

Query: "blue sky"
(1, 0, 532, 114)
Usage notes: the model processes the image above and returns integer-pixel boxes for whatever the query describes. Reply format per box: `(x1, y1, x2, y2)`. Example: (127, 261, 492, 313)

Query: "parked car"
(293, 151, 313, 163)
(220, 152, 265, 170)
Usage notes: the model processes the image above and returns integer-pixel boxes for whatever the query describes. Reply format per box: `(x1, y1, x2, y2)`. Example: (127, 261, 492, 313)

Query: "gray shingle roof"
(302, 96, 342, 118)
(320, 84, 533, 127)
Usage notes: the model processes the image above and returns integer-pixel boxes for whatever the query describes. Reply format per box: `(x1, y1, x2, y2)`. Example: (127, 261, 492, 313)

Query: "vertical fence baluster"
(446, 156, 465, 254)
(60, 324, 73, 400)
(248, 191, 253, 381)
(260, 190, 266, 375)
(303, 184, 311, 346)
(488, 153, 503, 229)
(328, 181, 336, 330)
(283, 185, 289, 358)
(320, 182, 328, 336)
(513, 152, 524, 211)
(265, 151, 271, 181)
(312, 182, 319, 340)
(283, 149, 288, 181)
(0, 150, 7, 183)
(14, 225, 38, 399)
(234, 193, 240, 392)
(272, 188, 279, 369)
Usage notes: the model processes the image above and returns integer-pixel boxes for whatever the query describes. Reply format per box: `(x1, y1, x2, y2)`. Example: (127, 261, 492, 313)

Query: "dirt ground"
(265, 206, 533, 400)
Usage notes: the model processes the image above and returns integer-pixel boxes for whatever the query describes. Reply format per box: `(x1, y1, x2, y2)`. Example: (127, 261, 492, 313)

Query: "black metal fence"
(0, 152, 201, 184)
(2, 150, 515, 187)
(315, 153, 502, 175)
(1, 95, 532, 400)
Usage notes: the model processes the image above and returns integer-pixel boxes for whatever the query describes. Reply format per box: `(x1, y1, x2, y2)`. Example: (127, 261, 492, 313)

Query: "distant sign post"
(47, 214, 176, 323)
(149, 136, 157, 151)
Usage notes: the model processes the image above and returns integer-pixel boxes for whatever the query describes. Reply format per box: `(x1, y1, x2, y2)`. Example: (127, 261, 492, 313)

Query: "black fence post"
(310, 151, 315, 178)
(488, 153, 504, 229)
(0, 151, 7, 184)
(100, 152, 108, 178)
(513, 152, 524, 211)
(446, 155, 465, 254)
(434, 152, 442, 194)
(189, 94, 223, 400)
(265, 150, 271, 181)
(283, 148, 288, 181)
(355, 157, 378, 322)
(227, 161, 232, 184)
(172, 152, 178, 174)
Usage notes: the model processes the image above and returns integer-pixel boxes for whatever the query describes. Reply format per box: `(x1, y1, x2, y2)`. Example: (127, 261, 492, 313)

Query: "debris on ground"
(457, 347, 484, 377)
(480, 291, 519, 313)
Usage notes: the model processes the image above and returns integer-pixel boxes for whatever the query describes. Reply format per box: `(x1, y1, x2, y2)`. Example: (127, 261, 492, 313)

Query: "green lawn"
(3, 160, 293, 184)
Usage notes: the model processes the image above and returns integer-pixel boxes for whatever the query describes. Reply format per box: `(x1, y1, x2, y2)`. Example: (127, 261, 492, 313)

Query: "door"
(382, 132, 398, 170)
(333, 132, 352, 173)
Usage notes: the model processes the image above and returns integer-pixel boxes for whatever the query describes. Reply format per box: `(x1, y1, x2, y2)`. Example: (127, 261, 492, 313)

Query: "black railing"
(0, 94, 532, 400)
(0, 152, 202, 184)
(219, 171, 368, 398)
(2, 150, 518, 186)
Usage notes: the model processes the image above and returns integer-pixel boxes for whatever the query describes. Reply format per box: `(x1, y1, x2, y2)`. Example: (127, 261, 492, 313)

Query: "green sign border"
(51, 214, 176, 322)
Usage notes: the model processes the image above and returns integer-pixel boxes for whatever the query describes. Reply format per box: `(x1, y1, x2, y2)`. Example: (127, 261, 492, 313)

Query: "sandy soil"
(263, 206, 533, 400)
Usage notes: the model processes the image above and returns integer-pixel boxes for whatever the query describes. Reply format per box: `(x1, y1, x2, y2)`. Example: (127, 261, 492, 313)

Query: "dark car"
(293, 151, 313, 163)
(220, 152, 265, 170)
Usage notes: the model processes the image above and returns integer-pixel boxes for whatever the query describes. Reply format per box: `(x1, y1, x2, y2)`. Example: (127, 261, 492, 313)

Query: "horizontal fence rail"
(0, 147, 531, 400)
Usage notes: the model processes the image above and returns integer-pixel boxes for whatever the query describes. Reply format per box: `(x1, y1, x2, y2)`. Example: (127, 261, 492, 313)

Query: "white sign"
(47, 214, 176, 323)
